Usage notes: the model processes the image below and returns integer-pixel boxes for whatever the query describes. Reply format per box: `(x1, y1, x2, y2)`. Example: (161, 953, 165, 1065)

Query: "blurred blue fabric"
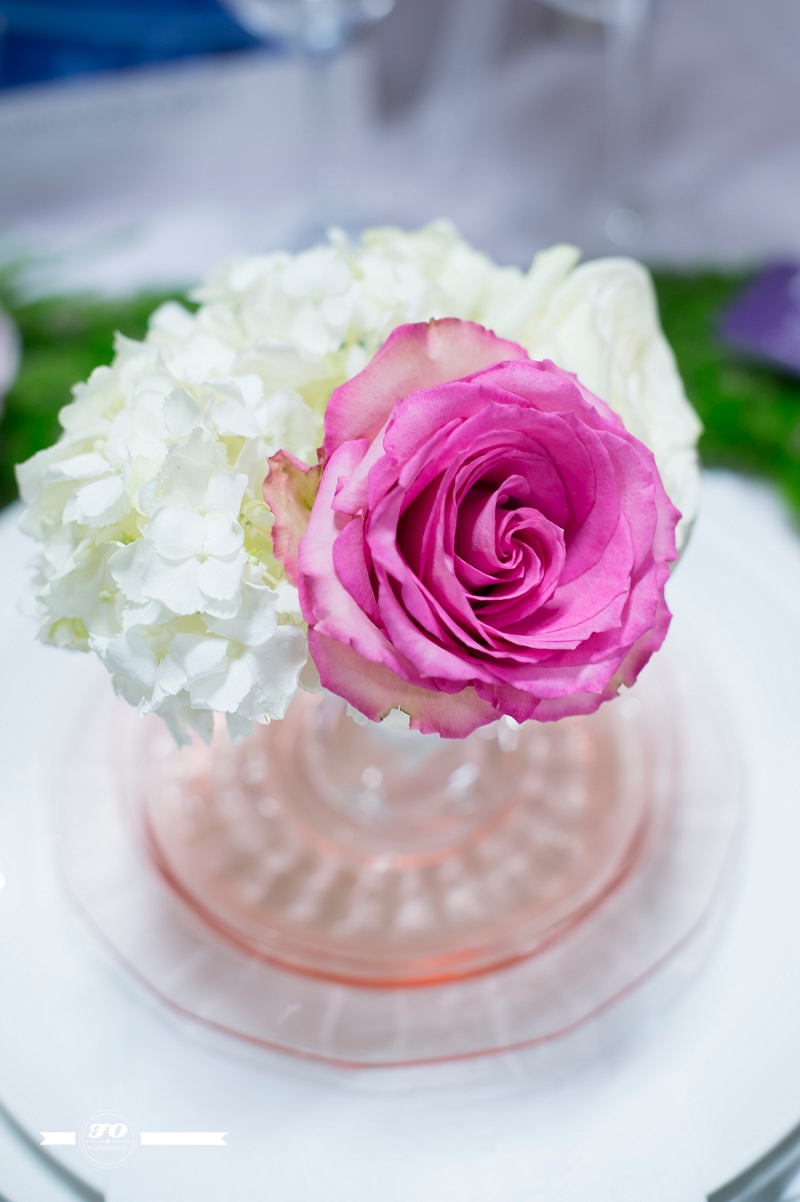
(0, 0, 269, 89)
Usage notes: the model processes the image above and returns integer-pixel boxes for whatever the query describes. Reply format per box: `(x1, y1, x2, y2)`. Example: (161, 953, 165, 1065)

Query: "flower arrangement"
(17, 221, 701, 743)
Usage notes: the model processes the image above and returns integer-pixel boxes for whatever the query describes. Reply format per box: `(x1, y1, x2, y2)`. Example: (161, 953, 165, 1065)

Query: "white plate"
(1, 471, 799, 1201)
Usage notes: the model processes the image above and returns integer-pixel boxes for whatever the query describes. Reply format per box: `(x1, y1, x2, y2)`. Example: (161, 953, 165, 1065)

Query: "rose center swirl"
(396, 465, 567, 640)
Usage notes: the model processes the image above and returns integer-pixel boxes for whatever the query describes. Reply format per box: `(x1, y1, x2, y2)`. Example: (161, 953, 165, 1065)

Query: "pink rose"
(267, 319, 680, 738)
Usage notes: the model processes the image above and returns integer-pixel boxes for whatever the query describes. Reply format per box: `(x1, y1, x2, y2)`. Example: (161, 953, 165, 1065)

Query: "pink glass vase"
(61, 647, 740, 1065)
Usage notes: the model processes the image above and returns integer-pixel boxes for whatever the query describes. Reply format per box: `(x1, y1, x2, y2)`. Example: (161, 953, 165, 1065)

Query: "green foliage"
(653, 272, 800, 513)
(2, 274, 800, 515)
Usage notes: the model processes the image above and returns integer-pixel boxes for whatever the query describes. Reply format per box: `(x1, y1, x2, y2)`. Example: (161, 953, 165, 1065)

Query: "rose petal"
(324, 319, 529, 455)
(299, 441, 413, 682)
(308, 629, 500, 738)
(262, 449, 323, 585)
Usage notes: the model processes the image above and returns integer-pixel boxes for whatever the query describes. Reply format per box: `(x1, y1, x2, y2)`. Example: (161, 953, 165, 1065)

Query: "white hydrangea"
(17, 221, 700, 742)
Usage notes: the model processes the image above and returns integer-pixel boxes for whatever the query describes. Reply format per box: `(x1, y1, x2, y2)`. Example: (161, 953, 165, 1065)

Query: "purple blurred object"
(718, 263, 800, 377)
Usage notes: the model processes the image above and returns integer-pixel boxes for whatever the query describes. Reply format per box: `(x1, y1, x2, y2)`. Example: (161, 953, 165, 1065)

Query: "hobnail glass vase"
(61, 647, 740, 1065)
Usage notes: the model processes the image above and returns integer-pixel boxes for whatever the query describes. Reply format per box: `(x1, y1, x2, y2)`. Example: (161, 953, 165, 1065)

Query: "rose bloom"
(266, 319, 680, 738)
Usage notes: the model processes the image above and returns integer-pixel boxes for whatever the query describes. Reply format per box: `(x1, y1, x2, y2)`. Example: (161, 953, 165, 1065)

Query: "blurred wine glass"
(538, 0, 653, 248)
(220, 0, 395, 246)
(223, 0, 394, 55)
